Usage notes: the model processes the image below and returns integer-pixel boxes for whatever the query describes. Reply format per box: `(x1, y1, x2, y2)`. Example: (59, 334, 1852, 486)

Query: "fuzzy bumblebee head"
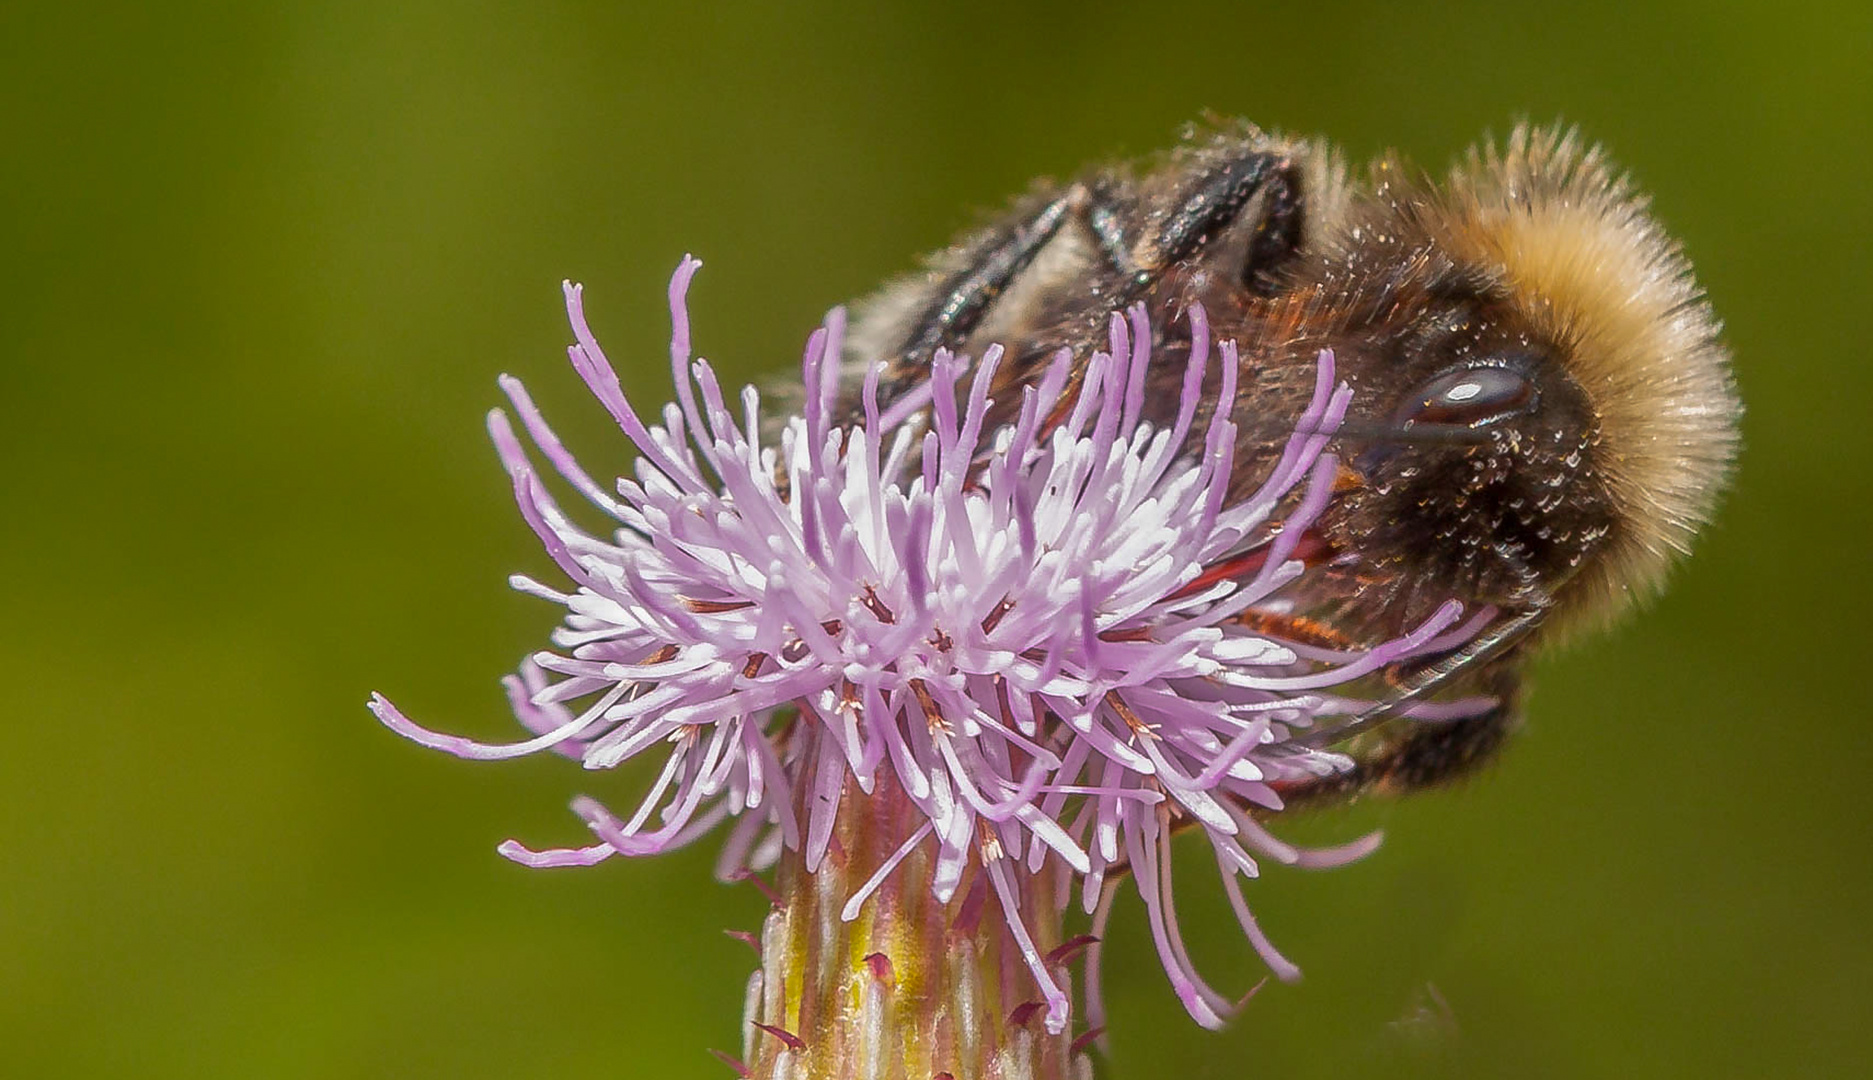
(1247, 125, 1741, 646)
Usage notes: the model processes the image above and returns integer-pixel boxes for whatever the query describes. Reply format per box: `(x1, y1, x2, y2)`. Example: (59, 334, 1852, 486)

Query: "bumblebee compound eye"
(1399, 364, 1538, 429)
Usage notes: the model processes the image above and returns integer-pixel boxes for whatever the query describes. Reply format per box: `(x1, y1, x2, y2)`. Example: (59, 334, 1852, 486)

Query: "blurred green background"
(5, 2, 1869, 1077)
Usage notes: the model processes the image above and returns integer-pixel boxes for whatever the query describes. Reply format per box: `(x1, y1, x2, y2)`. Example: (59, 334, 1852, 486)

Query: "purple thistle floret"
(371, 258, 1484, 1035)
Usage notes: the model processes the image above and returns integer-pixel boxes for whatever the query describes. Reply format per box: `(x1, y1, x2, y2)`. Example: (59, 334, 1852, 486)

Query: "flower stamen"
(860, 584, 896, 624)
(909, 679, 949, 735)
(686, 597, 757, 614)
(1108, 691, 1161, 742)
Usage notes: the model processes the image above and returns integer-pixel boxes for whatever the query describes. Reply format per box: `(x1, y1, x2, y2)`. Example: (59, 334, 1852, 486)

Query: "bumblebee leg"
(1131, 152, 1299, 293)
(1281, 663, 1526, 804)
(872, 147, 1305, 421)
(1233, 608, 1362, 652)
(1367, 685, 1522, 795)
(896, 150, 1303, 364)
(897, 189, 1080, 365)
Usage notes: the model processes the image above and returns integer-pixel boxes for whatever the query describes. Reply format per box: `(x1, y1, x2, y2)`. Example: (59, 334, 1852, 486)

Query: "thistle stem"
(743, 734, 1091, 1080)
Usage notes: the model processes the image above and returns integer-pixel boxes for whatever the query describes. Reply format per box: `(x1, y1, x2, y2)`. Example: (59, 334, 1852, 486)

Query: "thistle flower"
(371, 258, 1486, 1070)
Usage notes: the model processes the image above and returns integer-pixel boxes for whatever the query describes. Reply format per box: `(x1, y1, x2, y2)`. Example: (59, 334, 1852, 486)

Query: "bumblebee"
(840, 121, 1740, 801)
